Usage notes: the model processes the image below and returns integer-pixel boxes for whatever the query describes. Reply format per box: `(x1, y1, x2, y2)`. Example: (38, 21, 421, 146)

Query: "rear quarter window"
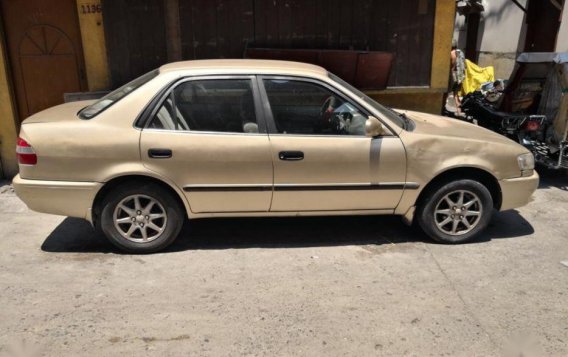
(79, 70, 159, 119)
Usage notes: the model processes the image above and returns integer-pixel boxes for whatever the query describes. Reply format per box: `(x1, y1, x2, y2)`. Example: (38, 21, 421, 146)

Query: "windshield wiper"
(386, 106, 410, 129)
(400, 113, 410, 130)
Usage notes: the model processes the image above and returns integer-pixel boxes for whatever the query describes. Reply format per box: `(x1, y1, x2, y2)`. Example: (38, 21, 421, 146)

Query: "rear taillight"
(16, 137, 37, 165)
(524, 120, 541, 132)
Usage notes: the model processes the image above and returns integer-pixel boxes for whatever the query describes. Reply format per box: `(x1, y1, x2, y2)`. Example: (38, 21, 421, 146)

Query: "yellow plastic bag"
(460, 59, 495, 95)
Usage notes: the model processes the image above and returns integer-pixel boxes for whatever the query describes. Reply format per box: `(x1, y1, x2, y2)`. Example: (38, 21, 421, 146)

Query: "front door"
(140, 76, 273, 213)
(259, 77, 407, 212)
(1, 0, 87, 122)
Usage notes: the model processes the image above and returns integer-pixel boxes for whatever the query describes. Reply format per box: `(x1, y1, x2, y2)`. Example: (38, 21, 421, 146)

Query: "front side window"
(79, 70, 159, 119)
(148, 79, 259, 133)
(328, 73, 406, 130)
(262, 79, 367, 136)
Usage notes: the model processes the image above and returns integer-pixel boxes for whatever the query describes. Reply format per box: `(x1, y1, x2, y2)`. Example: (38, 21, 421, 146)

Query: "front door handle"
(148, 148, 172, 159)
(279, 151, 304, 161)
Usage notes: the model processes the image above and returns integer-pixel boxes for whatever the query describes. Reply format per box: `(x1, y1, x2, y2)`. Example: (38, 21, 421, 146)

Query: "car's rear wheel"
(100, 183, 184, 253)
(417, 179, 493, 244)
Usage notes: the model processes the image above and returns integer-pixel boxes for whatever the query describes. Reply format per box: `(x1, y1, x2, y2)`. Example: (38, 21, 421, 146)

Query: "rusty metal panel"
(390, 0, 435, 86)
(319, 51, 359, 84)
(246, 48, 394, 89)
(179, 0, 254, 60)
(103, 0, 167, 87)
(249, 0, 433, 87)
(246, 48, 319, 65)
(355, 52, 395, 89)
(103, 0, 435, 87)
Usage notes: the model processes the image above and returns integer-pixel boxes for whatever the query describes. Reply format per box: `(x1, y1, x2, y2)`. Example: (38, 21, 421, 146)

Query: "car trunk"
(22, 100, 95, 124)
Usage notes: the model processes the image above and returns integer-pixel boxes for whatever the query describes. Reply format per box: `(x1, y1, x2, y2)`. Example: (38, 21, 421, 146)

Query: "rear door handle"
(148, 148, 172, 159)
(279, 151, 304, 161)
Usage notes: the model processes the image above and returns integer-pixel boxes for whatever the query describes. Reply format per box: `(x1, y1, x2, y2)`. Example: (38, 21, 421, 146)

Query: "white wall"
(453, 0, 528, 79)
(477, 0, 527, 53)
(556, 6, 568, 52)
(453, 0, 527, 52)
(453, 0, 567, 79)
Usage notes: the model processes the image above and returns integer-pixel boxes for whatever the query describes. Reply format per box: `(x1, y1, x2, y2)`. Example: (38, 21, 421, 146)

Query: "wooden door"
(524, 0, 564, 52)
(1, 0, 87, 123)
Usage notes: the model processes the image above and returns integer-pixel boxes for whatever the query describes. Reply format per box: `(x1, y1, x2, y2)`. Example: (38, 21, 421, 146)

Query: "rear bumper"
(12, 175, 102, 221)
(499, 171, 539, 211)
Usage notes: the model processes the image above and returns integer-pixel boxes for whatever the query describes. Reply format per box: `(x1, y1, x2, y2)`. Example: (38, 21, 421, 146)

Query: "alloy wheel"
(434, 190, 483, 236)
(113, 194, 168, 243)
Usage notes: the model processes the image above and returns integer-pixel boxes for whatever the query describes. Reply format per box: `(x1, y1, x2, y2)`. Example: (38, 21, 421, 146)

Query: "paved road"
(0, 170, 567, 356)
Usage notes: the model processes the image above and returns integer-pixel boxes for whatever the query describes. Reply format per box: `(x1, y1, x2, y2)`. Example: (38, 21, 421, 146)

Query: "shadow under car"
(41, 210, 534, 254)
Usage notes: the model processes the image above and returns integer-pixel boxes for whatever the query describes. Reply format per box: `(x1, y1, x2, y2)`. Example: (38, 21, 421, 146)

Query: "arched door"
(1, 0, 87, 123)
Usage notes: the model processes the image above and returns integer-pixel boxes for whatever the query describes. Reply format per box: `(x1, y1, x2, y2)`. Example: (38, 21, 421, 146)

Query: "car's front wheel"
(100, 183, 184, 253)
(417, 179, 493, 244)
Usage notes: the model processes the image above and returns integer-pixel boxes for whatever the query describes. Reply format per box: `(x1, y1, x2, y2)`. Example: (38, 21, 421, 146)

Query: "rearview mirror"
(365, 116, 385, 137)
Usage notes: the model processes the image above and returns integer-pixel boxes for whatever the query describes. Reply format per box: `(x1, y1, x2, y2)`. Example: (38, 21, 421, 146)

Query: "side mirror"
(365, 116, 385, 137)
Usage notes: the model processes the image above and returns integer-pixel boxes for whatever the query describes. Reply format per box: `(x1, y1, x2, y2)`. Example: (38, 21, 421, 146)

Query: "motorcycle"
(444, 52, 568, 170)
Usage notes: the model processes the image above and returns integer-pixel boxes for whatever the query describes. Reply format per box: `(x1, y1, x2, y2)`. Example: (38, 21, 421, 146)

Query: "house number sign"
(80, 3, 102, 14)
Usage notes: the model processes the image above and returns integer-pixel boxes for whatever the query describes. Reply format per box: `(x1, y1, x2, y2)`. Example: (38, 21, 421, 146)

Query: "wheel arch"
(417, 166, 502, 212)
(92, 174, 191, 227)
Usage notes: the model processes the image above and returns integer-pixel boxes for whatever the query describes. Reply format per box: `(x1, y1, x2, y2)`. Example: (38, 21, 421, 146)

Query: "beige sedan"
(13, 60, 538, 253)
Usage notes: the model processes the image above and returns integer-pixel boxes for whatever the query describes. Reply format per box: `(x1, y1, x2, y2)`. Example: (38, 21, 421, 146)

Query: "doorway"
(1, 0, 87, 123)
(524, 0, 565, 52)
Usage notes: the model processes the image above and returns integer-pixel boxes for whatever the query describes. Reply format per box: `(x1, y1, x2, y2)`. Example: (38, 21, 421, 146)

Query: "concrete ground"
(0, 170, 567, 357)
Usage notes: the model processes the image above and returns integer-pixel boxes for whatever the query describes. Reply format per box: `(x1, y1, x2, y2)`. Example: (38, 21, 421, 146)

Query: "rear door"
(259, 76, 407, 212)
(140, 76, 273, 213)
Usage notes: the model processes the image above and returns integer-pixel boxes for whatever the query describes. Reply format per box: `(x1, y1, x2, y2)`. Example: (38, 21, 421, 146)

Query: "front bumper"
(499, 171, 539, 211)
(12, 175, 102, 221)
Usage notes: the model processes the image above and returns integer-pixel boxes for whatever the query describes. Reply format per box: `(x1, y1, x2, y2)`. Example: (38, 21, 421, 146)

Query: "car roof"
(159, 59, 328, 77)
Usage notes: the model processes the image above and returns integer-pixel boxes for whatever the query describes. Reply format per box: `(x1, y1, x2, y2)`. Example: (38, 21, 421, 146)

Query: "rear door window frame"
(80, 70, 159, 120)
(136, 75, 269, 135)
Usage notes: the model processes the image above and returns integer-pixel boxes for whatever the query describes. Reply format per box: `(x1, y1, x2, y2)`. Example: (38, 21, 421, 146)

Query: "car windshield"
(328, 73, 406, 129)
(79, 70, 159, 119)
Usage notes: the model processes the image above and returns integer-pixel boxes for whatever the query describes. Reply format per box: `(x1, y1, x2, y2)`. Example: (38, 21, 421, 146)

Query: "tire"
(100, 182, 184, 253)
(417, 179, 493, 244)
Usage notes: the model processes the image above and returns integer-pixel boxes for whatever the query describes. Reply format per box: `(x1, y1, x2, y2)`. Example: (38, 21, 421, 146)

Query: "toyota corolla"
(13, 60, 539, 253)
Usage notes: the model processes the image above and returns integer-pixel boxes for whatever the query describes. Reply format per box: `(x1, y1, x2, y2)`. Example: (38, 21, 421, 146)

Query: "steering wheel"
(320, 96, 338, 119)
(315, 96, 339, 133)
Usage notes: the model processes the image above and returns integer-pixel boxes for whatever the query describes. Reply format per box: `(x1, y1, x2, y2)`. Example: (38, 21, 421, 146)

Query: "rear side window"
(147, 79, 259, 133)
(79, 70, 159, 119)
